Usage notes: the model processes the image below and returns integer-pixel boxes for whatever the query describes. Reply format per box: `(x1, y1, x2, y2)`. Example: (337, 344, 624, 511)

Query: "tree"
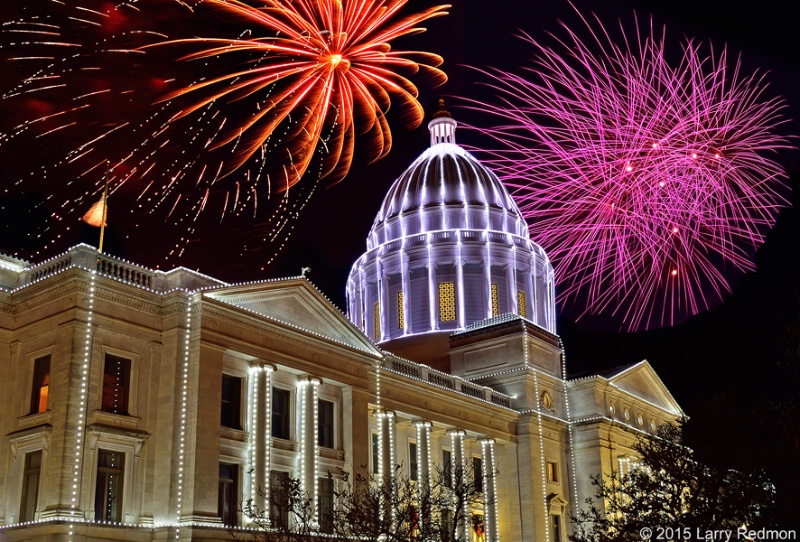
(570, 421, 776, 542)
(238, 461, 491, 542)
(239, 476, 321, 542)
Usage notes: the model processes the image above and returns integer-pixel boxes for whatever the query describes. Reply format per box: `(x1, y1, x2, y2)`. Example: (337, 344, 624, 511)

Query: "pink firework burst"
(465, 12, 794, 331)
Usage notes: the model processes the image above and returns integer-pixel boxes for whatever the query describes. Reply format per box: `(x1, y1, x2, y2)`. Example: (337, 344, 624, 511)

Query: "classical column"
(377, 409, 396, 483)
(378, 258, 388, 341)
(373, 408, 396, 530)
(447, 429, 468, 542)
(249, 364, 273, 517)
(480, 438, 499, 542)
(426, 253, 438, 330)
(525, 254, 535, 323)
(414, 421, 432, 530)
(298, 376, 321, 525)
(505, 263, 517, 316)
(401, 261, 412, 335)
(455, 258, 466, 328)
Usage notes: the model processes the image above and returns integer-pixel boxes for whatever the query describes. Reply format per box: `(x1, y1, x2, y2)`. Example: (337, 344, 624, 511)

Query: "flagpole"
(98, 161, 109, 254)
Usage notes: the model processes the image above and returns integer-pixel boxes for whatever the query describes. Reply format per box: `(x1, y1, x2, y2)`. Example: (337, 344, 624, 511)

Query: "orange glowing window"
(30, 355, 51, 414)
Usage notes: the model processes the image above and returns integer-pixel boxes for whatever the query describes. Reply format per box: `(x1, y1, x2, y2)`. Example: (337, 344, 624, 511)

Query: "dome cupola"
(346, 104, 556, 345)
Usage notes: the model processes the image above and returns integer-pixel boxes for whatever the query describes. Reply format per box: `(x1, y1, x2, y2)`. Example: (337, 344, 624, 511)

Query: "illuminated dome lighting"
(346, 102, 556, 343)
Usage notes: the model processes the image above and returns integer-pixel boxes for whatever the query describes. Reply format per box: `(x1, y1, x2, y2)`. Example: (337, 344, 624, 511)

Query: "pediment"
(606, 361, 683, 416)
(203, 278, 381, 356)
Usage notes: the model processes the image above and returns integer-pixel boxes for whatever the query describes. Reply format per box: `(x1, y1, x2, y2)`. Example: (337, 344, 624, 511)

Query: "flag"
(82, 197, 107, 227)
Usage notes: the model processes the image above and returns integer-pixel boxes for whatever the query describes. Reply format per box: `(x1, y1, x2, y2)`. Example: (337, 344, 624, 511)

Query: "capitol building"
(0, 107, 683, 541)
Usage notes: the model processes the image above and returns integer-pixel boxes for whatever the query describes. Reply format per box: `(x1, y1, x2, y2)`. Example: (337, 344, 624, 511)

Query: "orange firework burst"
(156, 0, 449, 187)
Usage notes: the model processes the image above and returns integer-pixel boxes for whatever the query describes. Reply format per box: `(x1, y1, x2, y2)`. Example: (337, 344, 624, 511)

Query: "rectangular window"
(30, 355, 51, 414)
(473, 456, 483, 493)
(220, 374, 242, 429)
(95, 449, 125, 522)
(218, 463, 239, 526)
(551, 514, 563, 542)
(518, 290, 527, 319)
(270, 470, 290, 529)
(439, 282, 456, 321)
(318, 477, 334, 533)
(271, 387, 290, 440)
(547, 461, 558, 483)
(19, 450, 42, 522)
(409, 442, 418, 481)
(101, 354, 131, 415)
(372, 433, 379, 474)
(442, 449, 452, 488)
(490, 284, 499, 317)
(318, 399, 334, 448)
(441, 508, 455, 542)
(398, 291, 405, 329)
(373, 302, 381, 340)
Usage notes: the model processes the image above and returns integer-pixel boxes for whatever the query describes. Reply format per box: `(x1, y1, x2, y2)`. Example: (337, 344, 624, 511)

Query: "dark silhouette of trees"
(570, 422, 776, 542)
(238, 461, 491, 542)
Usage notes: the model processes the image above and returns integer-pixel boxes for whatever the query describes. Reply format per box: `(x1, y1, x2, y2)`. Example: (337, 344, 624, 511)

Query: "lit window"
(473, 456, 483, 493)
(547, 461, 558, 483)
(30, 355, 50, 414)
(318, 399, 334, 448)
(541, 391, 553, 410)
(472, 514, 486, 542)
(101, 354, 131, 415)
(95, 449, 125, 522)
(272, 387, 290, 440)
(220, 374, 242, 430)
(490, 284, 499, 317)
(410, 505, 420, 538)
(318, 477, 334, 533)
(218, 463, 239, 526)
(439, 282, 456, 321)
(398, 291, 405, 329)
(518, 290, 526, 318)
(20, 450, 42, 522)
(409, 442, 418, 481)
(373, 302, 381, 339)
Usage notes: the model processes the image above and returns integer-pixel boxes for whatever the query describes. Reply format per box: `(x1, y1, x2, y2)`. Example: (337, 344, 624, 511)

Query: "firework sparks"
(464, 12, 793, 331)
(0, 0, 448, 265)
(153, 0, 449, 188)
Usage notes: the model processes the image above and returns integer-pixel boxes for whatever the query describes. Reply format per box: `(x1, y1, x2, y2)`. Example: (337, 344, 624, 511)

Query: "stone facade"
(0, 245, 683, 542)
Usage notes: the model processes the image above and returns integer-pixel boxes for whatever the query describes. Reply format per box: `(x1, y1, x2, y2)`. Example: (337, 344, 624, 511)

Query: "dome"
(367, 143, 530, 250)
(347, 104, 557, 344)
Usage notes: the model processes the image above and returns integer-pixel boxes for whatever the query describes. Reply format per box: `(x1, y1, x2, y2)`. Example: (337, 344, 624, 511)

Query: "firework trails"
(0, 0, 447, 264)
(466, 13, 792, 331)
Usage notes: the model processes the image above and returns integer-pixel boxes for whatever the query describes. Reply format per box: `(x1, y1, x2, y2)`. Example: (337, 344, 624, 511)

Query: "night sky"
(2, 0, 799, 524)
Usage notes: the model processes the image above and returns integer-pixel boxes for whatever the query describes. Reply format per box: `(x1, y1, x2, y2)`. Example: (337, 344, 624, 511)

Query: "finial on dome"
(433, 98, 452, 118)
(428, 98, 457, 146)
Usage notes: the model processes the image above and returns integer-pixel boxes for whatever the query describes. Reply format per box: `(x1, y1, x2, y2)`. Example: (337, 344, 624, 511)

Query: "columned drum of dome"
(346, 107, 556, 344)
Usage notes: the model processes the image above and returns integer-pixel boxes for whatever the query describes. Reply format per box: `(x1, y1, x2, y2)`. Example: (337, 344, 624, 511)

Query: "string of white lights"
(174, 293, 194, 541)
(560, 339, 579, 509)
(67, 270, 95, 541)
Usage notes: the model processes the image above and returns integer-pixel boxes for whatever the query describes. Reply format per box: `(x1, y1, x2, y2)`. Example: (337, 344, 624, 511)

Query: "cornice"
(200, 303, 378, 366)
(9, 281, 83, 315)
